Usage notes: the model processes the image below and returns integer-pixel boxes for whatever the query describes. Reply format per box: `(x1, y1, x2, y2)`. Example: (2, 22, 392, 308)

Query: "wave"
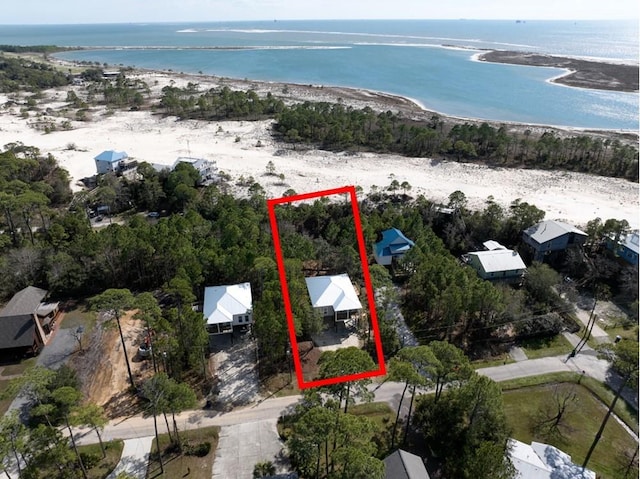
(176, 29, 198, 33)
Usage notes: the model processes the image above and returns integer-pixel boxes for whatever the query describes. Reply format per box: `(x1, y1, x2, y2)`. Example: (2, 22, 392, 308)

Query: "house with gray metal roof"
(0, 286, 54, 357)
(606, 230, 639, 266)
(522, 220, 587, 262)
(508, 439, 595, 479)
(384, 449, 430, 479)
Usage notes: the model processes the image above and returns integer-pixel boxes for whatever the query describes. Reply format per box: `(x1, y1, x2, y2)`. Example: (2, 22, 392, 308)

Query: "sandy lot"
(0, 70, 638, 229)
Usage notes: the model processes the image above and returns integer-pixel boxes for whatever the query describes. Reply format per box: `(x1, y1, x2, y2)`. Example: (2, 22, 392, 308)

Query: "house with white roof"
(94, 150, 131, 175)
(522, 220, 587, 262)
(606, 230, 639, 266)
(202, 282, 252, 335)
(305, 274, 362, 324)
(508, 439, 595, 479)
(374, 228, 415, 266)
(464, 248, 527, 282)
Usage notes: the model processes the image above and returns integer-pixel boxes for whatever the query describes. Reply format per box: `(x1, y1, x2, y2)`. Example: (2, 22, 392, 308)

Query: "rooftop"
(94, 150, 128, 163)
(0, 286, 48, 318)
(509, 439, 595, 479)
(466, 249, 526, 273)
(305, 274, 362, 312)
(375, 228, 415, 258)
(383, 449, 430, 479)
(524, 220, 587, 244)
(203, 283, 252, 325)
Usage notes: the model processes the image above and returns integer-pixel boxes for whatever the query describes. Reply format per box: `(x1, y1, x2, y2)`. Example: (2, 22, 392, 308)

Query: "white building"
(464, 248, 527, 282)
(203, 282, 252, 335)
(174, 157, 218, 185)
(305, 274, 362, 323)
(508, 439, 595, 479)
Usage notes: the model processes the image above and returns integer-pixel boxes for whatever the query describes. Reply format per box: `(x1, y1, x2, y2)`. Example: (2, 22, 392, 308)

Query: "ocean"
(0, 20, 638, 130)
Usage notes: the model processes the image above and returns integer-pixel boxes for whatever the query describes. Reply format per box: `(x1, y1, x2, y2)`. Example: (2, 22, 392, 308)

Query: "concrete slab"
(509, 347, 528, 362)
(212, 419, 291, 479)
(107, 436, 154, 479)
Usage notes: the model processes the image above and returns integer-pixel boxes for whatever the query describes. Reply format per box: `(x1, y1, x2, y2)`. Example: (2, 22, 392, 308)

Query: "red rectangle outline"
(267, 185, 386, 389)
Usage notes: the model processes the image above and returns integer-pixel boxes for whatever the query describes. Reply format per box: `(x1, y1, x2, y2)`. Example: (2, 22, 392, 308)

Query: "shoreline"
(0, 64, 638, 229)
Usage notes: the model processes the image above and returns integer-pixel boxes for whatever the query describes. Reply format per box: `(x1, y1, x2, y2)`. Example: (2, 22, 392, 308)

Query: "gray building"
(384, 449, 430, 479)
(522, 220, 587, 262)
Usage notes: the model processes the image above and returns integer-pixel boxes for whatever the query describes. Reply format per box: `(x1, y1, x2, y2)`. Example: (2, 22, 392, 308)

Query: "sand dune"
(0, 72, 637, 229)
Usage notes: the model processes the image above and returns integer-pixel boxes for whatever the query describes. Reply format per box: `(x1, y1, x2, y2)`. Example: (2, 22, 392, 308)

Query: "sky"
(1, 0, 639, 24)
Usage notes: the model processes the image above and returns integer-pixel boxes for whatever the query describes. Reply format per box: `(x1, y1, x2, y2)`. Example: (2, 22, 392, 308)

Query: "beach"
(0, 69, 638, 229)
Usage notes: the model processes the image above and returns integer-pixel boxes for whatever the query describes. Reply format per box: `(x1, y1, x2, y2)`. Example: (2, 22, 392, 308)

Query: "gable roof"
(203, 283, 252, 325)
(509, 439, 595, 479)
(384, 449, 430, 479)
(621, 231, 640, 255)
(305, 274, 362, 312)
(94, 150, 128, 163)
(0, 286, 47, 350)
(375, 228, 415, 258)
(467, 249, 526, 273)
(523, 220, 587, 244)
(0, 286, 48, 318)
(483, 240, 506, 251)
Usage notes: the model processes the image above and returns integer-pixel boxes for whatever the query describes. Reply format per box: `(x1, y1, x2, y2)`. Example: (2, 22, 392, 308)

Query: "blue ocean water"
(0, 20, 638, 130)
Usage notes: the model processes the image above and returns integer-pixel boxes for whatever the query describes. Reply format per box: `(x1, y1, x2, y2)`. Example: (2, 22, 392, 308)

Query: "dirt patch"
(72, 310, 154, 418)
(298, 341, 322, 382)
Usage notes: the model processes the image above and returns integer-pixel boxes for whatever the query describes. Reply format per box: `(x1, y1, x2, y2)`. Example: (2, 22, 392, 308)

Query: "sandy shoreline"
(0, 68, 638, 229)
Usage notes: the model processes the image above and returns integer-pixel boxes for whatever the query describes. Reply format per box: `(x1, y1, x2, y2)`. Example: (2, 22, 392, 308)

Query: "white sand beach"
(0, 70, 637, 229)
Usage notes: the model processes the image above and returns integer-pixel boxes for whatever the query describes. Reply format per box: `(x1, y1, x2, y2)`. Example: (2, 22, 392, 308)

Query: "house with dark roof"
(374, 228, 415, 266)
(0, 286, 57, 357)
(522, 220, 587, 262)
(94, 150, 131, 175)
(384, 449, 430, 479)
(203, 283, 253, 335)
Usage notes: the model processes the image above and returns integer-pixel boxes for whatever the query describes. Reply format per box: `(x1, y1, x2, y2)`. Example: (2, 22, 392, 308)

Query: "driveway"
(212, 419, 289, 479)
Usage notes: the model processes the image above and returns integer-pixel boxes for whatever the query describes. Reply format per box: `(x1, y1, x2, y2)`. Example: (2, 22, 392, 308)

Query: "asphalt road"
(74, 351, 632, 447)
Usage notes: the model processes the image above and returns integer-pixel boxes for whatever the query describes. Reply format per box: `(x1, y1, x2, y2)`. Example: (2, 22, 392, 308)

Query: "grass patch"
(472, 353, 515, 369)
(261, 372, 300, 398)
(500, 372, 638, 435)
(147, 426, 219, 479)
(604, 325, 639, 343)
(503, 382, 638, 479)
(519, 334, 573, 359)
(60, 301, 97, 331)
(78, 440, 124, 479)
(0, 379, 13, 416)
(0, 356, 37, 377)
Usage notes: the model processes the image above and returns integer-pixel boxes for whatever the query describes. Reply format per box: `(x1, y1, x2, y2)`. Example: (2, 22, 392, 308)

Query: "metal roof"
(509, 439, 595, 479)
(0, 286, 47, 350)
(523, 220, 587, 244)
(203, 283, 252, 325)
(94, 150, 128, 163)
(305, 274, 362, 312)
(467, 249, 526, 273)
(375, 228, 415, 259)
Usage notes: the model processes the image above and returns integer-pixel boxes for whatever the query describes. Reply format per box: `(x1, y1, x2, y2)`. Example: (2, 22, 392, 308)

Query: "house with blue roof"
(374, 228, 415, 266)
(94, 150, 130, 175)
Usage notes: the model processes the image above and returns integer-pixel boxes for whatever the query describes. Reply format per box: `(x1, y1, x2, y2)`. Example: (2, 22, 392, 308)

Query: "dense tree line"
(274, 102, 639, 181)
(0, 54, 70, 92)
(0, 45, 67, 54)
(159, 84, 285, 120)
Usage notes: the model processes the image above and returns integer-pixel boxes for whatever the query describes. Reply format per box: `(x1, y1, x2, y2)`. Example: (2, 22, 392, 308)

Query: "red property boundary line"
(267, 186, 386, 389)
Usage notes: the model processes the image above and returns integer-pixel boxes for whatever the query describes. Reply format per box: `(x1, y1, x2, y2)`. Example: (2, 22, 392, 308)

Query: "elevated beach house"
(606, 230, 639, 266)
(203, 282, 253, 335)
(383, 449, 430, 479)
(374, 228, 415, 266)
(463, 244, 527, 282)
(522, 220, 587, 262)
(173, 157, 219, 186)
(94, 150, 131, 175)
(0, 286, 59, 357)
(305, 274, 362, 325)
